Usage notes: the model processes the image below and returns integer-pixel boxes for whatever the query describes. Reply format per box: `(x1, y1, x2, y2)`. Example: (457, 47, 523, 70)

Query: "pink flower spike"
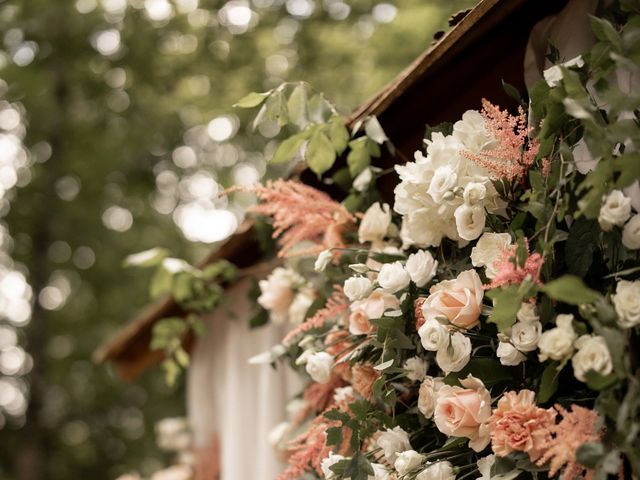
(487, 239, 544, 289)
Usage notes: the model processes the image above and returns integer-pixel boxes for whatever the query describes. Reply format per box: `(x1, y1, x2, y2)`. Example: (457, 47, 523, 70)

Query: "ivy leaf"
(233, 90, 271, 108)
(537, 362, 560, 403)
(306, 129, 336, 176)
(486, 285, 523, 332)
(541, 275, 600, 305)
(329, 116, 349, 155)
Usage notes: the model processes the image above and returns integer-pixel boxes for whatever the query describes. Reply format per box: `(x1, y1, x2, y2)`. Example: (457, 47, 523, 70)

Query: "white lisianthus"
(394, 450, 425, 475)
(428, 166, 458, 203)
(376, 426, 412, 463)
(476, 455, 496, 480)
(622, 215, 640, 250)
(359, 202, 391, 244)
(305, 351, 333, 384)
(418, 319, 450, 352)
(369, 463, 391, 480)
(436, 332, 471, 373)
(415, 461, 455, 480)
(516, 302, 540, 323)
(288, 290, 314, 324)
(453, 109, 492, 152)
(598, 190, 632, 231)
(538, 314, 576, 362)
(470, 232, 512, 279)
(511, 320, 542, 352)
(353, 167, 373, 192)
(497, 341, 526, 366)
(404, 356, 428, 382)
(314, 249, 333, 272)
(418, 376, 444, 419)
(572, 335, 613, 382)
(463, 181, 487, 205)
(612, 280, 640, 328)
(344, 276, 373, 301)
(454, 204, 486, 241)
(320, 453, 345, 479)
(377, 261, 411, 293)
(405, 250, 438, 287)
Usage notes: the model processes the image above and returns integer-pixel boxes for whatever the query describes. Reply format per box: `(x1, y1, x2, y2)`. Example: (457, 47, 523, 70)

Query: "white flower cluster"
(599, 189, 640, 250)
(496, 303, 542, 366)
(393, 111, 502, 248)
(257, 267, 314, 325)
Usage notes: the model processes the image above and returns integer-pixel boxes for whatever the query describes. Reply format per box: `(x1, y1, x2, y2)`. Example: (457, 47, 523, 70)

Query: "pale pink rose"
(433, 375, 491, 452)
(422, 270, 484, 328)
(351, 289, 400, 320)
(349, 308, 374, 335)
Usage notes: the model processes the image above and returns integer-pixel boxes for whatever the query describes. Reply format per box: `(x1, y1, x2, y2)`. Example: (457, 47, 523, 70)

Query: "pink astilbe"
(487, 240, 544, 289)
(537, 404, 602, 480)
(282, 286, 348, 345)
(464, 99, 540, 183)
(235, 179, 355, 258)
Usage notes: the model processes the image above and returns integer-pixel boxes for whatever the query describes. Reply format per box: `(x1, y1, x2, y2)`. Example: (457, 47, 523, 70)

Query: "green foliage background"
(0, 0, 476, 478)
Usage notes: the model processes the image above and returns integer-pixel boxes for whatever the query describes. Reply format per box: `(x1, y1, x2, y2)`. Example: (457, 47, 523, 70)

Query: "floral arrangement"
(231, 6, 640, 480)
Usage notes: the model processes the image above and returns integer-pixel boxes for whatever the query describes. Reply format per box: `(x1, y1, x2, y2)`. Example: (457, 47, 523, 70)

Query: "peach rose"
(433, 375, 491, 452)
(422, 269, 484, 328)
(349, 308, 375, 335)
(351, 289, 400, 320)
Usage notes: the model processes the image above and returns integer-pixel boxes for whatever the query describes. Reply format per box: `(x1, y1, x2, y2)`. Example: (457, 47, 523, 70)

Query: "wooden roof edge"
(347, 0, 520, 126)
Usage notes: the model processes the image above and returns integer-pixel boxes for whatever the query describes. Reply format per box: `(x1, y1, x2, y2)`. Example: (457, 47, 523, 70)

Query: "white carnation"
(572, 335, 613, 382)
(622, 214, 640, 250)
(404, 356, 428, 382)
(470, 232, 512, 279)
(377, 261, 411, 293)
(415, 461, 455, 480)
(612, 280, 640, 328)
(418, 319, 450, 352)
(436, 332, 471, 373)
(344, 276, 373, 301)
(376, 426, 411, 463)
(599, 190, 631, 231)
(305, 351, 333, 384)
(538, 314, 576, 362)
(394, 450, 425, 475)
(454, 204, 486, 241)
(511, 320, 542, 352)
(359, 202, 391, 244)
(497, 341, 526, 366)
(405, 250, 438, 287)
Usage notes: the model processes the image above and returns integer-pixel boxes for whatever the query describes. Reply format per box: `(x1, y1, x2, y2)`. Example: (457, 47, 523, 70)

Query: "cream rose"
(394, 450, 425, 475)
(454, 204, 486, 241)
(404, 356, 428, 382)
(415, 461, 455, 480)
(378, 261, 411, 293)
(305, 351, 333, 384)
(538, 314, 576, 362)
(470, 232, 512, 279)
(351, 289, 400, 320)
(418, 319, 450, 352)
(257, 268, 297, 324)
(572, 335, 613, 382)
(359, 202, 391, 244)
(422, 269, 484, 328)
(348, 308, 374, 336)
(612, 280, 640, 327)
(436, 332, 471, 373)
(510, 320, 542, 352)
(344, 276, 373, 302)
(598, 190, 631, 231)
(406, 250, 438, 287)
(433, 375, 492, 452)
(497, 341, 526, 366)
(622, 215, 640, 250)
(376, 426, 412, 463)
(418, 376, 444, 419)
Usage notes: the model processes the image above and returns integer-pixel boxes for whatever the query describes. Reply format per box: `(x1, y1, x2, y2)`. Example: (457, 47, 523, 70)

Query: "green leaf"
(590, 16, 622, 50)
(174, 346, 190, 368)
(329, 116, 349, 155)
(614, 152, 640, 188)
(584, 371, 618, 391)
(502, 79, 523, 104)
(306, 129, 336, 176)
(346, 137, 370, 177)
(249, 307, 269, 328)
(149, 267, 173, 299)
(576, 442, 605, 468)
(565, 218, 599, 277)
(343, 451, 374, 480)
(286, 83, 308, 128)
(486, 285, 522, 332)
(326, 426, 343, 447)
(123, 247, 169, 267)
(270, 130, 309, 164)
(537, 362, 560, 403)
(233, 90, 271, 108)
(364, 116, 388, 144)
(541, 275, 600, 305)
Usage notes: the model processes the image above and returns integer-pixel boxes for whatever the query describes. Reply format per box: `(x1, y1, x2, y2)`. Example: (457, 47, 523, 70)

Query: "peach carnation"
(489, 390, 556, 461)
(352, 363, 380, 400)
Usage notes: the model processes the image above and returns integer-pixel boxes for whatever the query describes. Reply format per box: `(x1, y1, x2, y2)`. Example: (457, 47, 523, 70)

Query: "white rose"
(376, 426, 412, 463)
(257, 268, 296, 323)
(416, 461, 455, 480)
(418, 376, 444, 418)
(511, 320, 542, 352)
(369, 463, 391, 480)
(516, 302, 539, 323)
(463, 181, 487, 206)
(476, 455, 495, 480)
(572, 335, 613, 382)
(538, 314, 576, 362)
(320, 452, 345, 479)
(599, 190, 632, 231)
(427, 166, 458, 203)
(377, 261, 411, 293)
(418, 319, 450, 352)
(497, 341, 526, 366)
(612, 280, 640, 327)
(470, 232, 512, 279)
(305, 351, 333, 384)
(344, 276, 373, 301)
(436, 332, 471, 373)
(454, 204, 486, 241)
(406, 250, 438, 287)
(394, 450, 425, 475)
(622, 215, 640, 250)
(314, 249, 333, 272)
(404, 356, 428, 382)
(353, 167, 373, 192)
(359, 202, 391, 244)
(288, 290, 314, 324)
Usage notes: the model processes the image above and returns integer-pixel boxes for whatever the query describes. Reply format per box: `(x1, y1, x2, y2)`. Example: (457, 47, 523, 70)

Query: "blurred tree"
(0, 0, 476, 478)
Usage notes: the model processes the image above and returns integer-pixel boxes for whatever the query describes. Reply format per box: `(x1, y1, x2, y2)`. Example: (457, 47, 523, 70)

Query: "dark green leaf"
(576, 442, 605, 468)
(537, 362, 560, 403)
(565, 218, 599, 277)
(542, 275, 600, 305)
(486, 285, 522, 332)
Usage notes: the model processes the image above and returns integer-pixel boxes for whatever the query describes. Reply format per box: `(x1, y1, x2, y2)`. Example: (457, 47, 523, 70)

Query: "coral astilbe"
(282, 286, 348, 345)
(464, 99, 540, 182)
(487, 240, 544, 289)
(537, 404, 602, 480)
(243, 179, 355, 258)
